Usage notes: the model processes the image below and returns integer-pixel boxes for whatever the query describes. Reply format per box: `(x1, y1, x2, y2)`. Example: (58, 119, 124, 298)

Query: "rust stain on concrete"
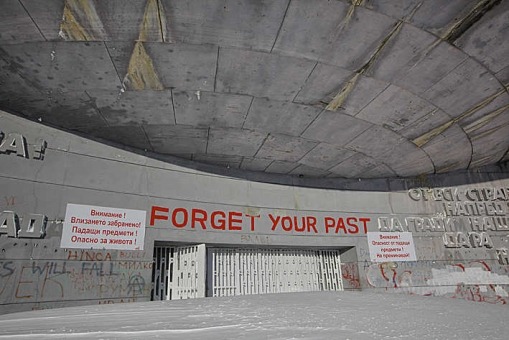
(123, 41, 163, 90)
(122, 0, 169, 90)
(138, 0, 168, 42)
(59, 0, 107, 41)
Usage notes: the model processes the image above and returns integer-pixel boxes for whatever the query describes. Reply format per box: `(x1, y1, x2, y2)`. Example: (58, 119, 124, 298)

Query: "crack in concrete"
(470, 118, 509, 140)
(464, 104, 509, 135)
(412, 89, 506, 147)
(325, 2, 421, 112)
(327, 0, 365, 44)
(155, 0, 168, 42)
(270, 0, 292, 53)
(442, 0, 502, 43)
(138, 0, 164, 42)
(18, 0, 46, 41)
(325, 19, 404, 111)
(412, 0, 501, 67)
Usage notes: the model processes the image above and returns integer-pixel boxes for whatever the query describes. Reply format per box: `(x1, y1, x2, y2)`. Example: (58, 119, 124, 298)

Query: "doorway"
(152, 244, 206, 300)
(152, 244, 343, 300)
(208, 248, 343, 297)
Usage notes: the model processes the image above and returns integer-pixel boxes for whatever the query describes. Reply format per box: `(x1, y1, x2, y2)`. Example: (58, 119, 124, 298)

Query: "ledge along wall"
(1, 110, 509, 314)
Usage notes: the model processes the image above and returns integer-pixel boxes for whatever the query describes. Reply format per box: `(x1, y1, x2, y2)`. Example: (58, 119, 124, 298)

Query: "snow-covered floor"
(0, 292, 507, 339)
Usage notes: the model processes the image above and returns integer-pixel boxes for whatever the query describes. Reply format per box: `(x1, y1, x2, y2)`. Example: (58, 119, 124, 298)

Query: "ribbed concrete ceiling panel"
(0, 0, 44, 43)
(173, 91, 251, 128)
(496, 66, 509, 87)
(293, 65, 390, 115)
(161, 0, 290, 50)
(406, 0, 480, 35)
(88, 89, 175, 126)
(366, 0, 424, 22)
(264, 160, 299, 175)
(424, 59, 505, 118)
(455, 0, 509, 73)
(355, 85, 438, 133)
(143, 43, 218, 91)
(61, 0, 150, 41)
(19, 0, 71, 41)
(317, 5, 397, 70)
(359, 163, 395, 179)
(271, 0, 350, 61)
(302, 111, 372, 146)
(193, 154, 243, 169)
(469, 108, 509, 167)
(346, 125, 433, 173)
(383, 41, 468, 95)
(144, 125, 208, 155)
(457, 91, 509, 129)
(298, 143, 356, 170)
(398, 109, 452, 141)
(243, 98, 321, 136)
(329, 153, 390, 179)
(292, 63, 354, 105)
(216, 48, 316, 101)
(289, 164, 330, 178)
(369, 23, 439, 86)
(420, 124, 472, 173)
(240, 158, 273, 172)
(1, 0, 508, 181)
(82, 125, 152, 151)
(255, 134, 317, 162)
(0, 42, 121, 91)
(207, 128, 266, 157)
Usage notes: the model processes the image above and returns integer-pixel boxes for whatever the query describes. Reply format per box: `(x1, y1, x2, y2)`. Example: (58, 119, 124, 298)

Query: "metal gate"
(152, 244, 206, 300)
(208, 248, 343, 297)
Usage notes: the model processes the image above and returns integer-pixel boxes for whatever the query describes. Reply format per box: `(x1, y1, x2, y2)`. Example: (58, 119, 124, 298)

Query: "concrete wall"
(1, 110, 509, 314)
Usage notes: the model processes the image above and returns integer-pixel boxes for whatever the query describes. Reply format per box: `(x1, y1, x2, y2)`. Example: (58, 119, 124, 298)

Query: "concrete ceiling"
(1, 0, 508, 180)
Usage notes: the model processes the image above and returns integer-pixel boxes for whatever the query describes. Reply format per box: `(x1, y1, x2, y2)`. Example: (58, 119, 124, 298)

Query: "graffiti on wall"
(0, 249, 153, 308)
(341, 262, 361, 289)
(364, 260, 509, 304)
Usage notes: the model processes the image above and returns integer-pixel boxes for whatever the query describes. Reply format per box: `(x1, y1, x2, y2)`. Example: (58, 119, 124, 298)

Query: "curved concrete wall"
(1, 111, 508, 314)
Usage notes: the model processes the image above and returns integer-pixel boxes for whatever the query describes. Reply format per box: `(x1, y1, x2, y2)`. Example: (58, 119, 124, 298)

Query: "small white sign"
(61, 204, 146, 250)
(367, 232, 417, 262)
